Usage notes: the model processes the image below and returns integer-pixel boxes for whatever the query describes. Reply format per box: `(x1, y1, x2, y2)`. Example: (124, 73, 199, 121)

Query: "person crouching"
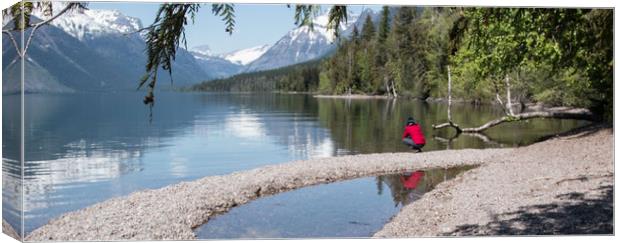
(402, 117, 426, 152)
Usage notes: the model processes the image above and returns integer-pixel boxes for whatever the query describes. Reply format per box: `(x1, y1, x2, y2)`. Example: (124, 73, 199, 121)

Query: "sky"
(90, 3, 382, 54)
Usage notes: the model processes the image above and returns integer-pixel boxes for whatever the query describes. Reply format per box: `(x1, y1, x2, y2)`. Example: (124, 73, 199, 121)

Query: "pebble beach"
(23, 126, 613, 241)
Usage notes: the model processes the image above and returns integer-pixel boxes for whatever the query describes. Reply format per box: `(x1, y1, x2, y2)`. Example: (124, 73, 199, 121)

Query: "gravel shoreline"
(26, 148, 509, 241)
(375, 128, 613, 236)
(3, 219, 20, 240)
(25, 127, 612, 241)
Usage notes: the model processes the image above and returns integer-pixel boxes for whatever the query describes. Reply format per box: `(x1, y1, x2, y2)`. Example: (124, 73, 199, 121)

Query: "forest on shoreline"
(190, 7, 612, 120)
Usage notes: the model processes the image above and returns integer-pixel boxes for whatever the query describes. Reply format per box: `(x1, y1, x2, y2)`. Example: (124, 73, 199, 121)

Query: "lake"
(2, 92, 587, 235)
(195, 165, 478, 239)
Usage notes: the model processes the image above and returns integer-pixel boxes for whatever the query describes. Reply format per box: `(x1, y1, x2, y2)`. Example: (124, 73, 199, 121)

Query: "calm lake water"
(195, 166, 477, 239)
(2, 92, 587, 235)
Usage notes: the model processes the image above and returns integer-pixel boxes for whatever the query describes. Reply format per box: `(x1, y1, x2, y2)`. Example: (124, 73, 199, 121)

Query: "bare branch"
(2, 30, 22, 57)
(22, 3, 78, 55)
(432, 122, 462, 133)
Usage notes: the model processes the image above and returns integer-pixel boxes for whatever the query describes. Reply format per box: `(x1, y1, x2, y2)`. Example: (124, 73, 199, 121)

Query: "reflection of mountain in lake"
(3, 92, 233, 233)
(2, 93, 342, 233)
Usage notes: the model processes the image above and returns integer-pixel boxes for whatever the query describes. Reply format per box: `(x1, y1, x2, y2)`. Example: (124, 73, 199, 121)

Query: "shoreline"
(2, 219, 20, 240)
(26, 149, 510, 240)
(180, 90, 583, 114)
(313, 94, 392, 99)
(25, 127, 612, 240)
(376, 127, 613, 236)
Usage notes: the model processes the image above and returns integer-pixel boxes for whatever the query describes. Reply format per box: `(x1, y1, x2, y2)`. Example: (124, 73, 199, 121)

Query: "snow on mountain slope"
(3, 6, 210, 93)
(191, 45, 214, 57)
(189, 46, 245, 79)
(245, 11, 358, 72)
(49, 8, 142, 41)
(188, 44, 271, 79)
(218, 44, 271, 65)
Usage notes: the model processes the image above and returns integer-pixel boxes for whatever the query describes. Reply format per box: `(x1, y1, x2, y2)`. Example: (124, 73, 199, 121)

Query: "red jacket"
(400, 171, 425, 189)
(402, 124, 426, 145)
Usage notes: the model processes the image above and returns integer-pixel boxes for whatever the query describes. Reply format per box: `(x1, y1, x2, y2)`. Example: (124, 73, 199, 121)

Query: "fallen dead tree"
(432, 66, 596, 134)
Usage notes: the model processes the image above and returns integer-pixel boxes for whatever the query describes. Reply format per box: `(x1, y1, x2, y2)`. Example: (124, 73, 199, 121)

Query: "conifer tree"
(361, 15, 375, 41)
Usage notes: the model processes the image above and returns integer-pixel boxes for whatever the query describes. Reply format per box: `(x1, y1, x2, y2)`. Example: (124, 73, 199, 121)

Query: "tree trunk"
(384, 76, 391, 97)
(505, 75, 515, 116)
(432, 66, 462, 133)
(447, 66, 453, 122)
(391, 79, 397, 98)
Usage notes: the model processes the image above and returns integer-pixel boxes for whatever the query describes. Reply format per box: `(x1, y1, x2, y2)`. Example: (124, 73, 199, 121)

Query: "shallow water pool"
(195, 165, 477, 239)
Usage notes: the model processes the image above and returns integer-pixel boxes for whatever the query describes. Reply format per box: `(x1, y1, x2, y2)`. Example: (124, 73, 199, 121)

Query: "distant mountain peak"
(218, 44, 272, 65)
(49, 8, 143, 41)
(244, 10, 363, 72)
(190, 45, 214, 57)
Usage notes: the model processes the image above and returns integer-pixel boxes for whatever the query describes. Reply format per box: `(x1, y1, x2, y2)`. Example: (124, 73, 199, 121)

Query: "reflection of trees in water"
(317, 98, 586, 153)
(376, 165, 477, 207)
(202, 94, 585, 156)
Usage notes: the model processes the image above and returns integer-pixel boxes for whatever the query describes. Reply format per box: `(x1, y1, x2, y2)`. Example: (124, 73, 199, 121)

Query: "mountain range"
(2, 7, 214, 94)
(193, 9, 376, 74)
(2, 6, 377, 94)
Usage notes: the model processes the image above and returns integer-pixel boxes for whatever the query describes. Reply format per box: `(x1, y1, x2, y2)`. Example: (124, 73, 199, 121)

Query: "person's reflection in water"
(400, 171, 425, 190)
(396, 170, 426, 206)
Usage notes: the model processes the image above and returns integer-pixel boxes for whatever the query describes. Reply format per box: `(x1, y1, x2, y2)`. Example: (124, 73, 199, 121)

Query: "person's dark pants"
(403, 138, 424, 152)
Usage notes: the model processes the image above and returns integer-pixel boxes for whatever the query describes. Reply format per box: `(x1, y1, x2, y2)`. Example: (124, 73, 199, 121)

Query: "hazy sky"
(89, 3, 382, 54)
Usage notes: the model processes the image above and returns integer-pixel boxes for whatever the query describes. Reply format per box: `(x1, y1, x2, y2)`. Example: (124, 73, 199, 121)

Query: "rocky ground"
(24, 126, 613, 241)
(3, 219, 20, 240)
(375, 127, 613, 236)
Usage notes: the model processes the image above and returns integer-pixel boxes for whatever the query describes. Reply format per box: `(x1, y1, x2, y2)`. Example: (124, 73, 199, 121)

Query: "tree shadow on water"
(445, 185, 613, 236)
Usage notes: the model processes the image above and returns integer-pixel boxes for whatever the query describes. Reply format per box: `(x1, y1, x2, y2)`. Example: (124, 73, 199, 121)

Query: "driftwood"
(433, 107, 595, 133)
(432, 66, 596, 134)
(460, 108, 594, 133)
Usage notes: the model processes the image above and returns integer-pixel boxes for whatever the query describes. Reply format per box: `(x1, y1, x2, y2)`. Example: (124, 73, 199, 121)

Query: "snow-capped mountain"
(189, 46, 245, 79)
(244, 11, 360, 72)
(51, 8, 142, 41)
(190, 45, 214, 56)
(189, 9, 377, 77)
(187, 44, 271, 79)
(218, 44, 271, 65)
(2, 8, 211, 94)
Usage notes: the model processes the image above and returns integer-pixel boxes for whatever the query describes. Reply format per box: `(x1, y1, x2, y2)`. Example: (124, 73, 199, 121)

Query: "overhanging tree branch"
(140, 4, 349, 106)
(23, 4, 78, 55)
(1, 30, 21, 56)
(2, 2, 85, 58)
